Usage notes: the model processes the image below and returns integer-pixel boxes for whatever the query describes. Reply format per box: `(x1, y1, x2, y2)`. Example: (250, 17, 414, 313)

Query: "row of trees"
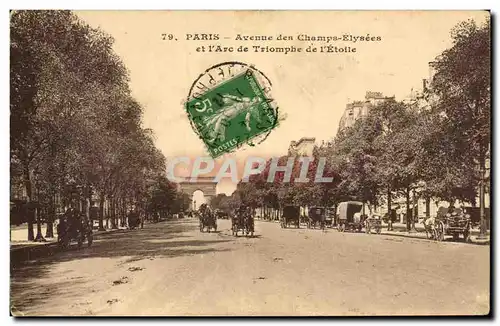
(211, 19, 490, 236)
(10, 11, 185, 241)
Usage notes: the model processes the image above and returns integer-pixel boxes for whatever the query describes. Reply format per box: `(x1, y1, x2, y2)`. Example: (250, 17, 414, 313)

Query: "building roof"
(293, 137, 316, 146)
(365, 91, 385, 99)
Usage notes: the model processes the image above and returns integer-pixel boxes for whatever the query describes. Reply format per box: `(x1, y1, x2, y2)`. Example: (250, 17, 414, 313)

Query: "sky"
(76, 11, 489, 195)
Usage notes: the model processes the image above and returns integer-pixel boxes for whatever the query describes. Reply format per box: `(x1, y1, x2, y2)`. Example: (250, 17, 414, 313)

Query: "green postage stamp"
(185, 63, 279, 158)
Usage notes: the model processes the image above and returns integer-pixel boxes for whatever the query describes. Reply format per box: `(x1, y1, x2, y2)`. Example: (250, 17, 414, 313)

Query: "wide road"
(10, 217, 490, 316)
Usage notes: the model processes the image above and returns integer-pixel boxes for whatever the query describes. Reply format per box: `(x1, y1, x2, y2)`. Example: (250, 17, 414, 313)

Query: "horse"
(198, 204, 216, 232)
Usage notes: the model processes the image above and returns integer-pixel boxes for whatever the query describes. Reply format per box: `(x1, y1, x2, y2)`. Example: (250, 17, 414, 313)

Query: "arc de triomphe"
(178, 177, 217, 209)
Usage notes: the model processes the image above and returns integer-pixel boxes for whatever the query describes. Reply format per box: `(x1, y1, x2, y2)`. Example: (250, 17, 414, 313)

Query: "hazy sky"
(76, 11, 488, 195)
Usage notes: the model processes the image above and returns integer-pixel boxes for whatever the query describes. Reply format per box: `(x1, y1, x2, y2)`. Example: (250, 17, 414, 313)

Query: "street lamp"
(408, 182, 425, 234)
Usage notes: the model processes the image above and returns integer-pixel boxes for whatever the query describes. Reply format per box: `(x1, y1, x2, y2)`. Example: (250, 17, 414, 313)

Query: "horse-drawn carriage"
(215, 209, 229, 220)
(198, 204, 217, 233)
(231, 206, 254, 237)
(57, 209, 93, 249)
(281, 205, 300, 228)
(307, 206, 326, 230)
(364, 213, 382, 234)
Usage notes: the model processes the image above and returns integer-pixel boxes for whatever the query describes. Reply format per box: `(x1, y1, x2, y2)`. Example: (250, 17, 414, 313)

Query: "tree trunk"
(111, 197, 117, 229)
(478, 143, 487, 238)
(333, 203, 338, 227)
(409, 189, 417, 233)
(425, 196, 431, 219)
(405, 187, 411, 231)
(34, 205, 45, 242)
(45, 193, 55, 238)
(387, 187, 393, 231)
(23, 165, 35, 241)
(98, 193, 105, 231)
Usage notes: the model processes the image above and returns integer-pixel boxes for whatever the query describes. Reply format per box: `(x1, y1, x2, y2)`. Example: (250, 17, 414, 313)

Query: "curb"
(258, 219, 490, 245)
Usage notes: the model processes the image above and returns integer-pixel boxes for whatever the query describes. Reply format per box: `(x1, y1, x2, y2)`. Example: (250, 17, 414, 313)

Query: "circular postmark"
(185, 62, 279, 158)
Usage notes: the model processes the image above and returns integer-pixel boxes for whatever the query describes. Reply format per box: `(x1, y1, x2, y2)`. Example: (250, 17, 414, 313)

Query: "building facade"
(288, 137, 316, 156)
(338, 91, 395, 131)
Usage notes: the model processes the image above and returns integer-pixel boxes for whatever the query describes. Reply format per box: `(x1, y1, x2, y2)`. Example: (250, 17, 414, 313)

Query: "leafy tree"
(429, 19, 491, 236)
(10, 10, 170, 239)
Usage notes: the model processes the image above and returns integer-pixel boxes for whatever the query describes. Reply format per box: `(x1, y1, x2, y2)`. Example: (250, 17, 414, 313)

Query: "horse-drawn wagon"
(281, 205, 300, 229)
(337, 201, 364, 232)
(198, 204, 217, 233)
(307, 206, 326, 230)
(232, 206, 254, 237)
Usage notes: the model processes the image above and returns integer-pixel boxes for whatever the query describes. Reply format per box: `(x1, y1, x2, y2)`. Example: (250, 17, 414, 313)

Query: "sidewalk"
(255, 219, 490, 245)
(379, 223, 490, 245)
(10, 225, 128, 251)
(10, 226, 133, 267)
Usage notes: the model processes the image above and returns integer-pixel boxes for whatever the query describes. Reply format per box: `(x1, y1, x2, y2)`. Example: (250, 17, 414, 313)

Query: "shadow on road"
(10, 219, 233, 314)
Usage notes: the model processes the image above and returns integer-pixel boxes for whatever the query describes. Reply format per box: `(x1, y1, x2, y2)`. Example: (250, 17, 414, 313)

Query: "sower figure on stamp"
(205, 94, 262, 143)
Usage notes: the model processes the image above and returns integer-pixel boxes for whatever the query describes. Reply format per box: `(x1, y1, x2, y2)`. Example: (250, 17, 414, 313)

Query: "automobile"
(443, 209, 472, 242)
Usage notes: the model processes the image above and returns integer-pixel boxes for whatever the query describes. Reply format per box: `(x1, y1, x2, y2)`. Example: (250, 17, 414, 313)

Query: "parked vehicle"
(424, 217, 444, 241)
(281, 205, 300, 229)
(128, 210, 141, 229)
(307, 206, 326, 230)
(443, 209, 472, 242)
(57, 209, 93, 249)
(337, 201, 364, 232)
(325, 207, 335, 227)
(462, 206, 490, 229)
(364, 213, 382, 234)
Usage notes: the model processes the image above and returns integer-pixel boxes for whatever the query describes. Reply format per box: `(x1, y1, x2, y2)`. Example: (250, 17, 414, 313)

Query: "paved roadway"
(10, 218, 490, 316)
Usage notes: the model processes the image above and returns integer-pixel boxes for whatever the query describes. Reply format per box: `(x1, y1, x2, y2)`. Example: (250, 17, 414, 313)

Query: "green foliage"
(10, 10, 182, 234)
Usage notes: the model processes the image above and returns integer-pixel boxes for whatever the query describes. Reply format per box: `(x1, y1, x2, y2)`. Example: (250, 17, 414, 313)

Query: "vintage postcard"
(10, 10, 491, 316)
